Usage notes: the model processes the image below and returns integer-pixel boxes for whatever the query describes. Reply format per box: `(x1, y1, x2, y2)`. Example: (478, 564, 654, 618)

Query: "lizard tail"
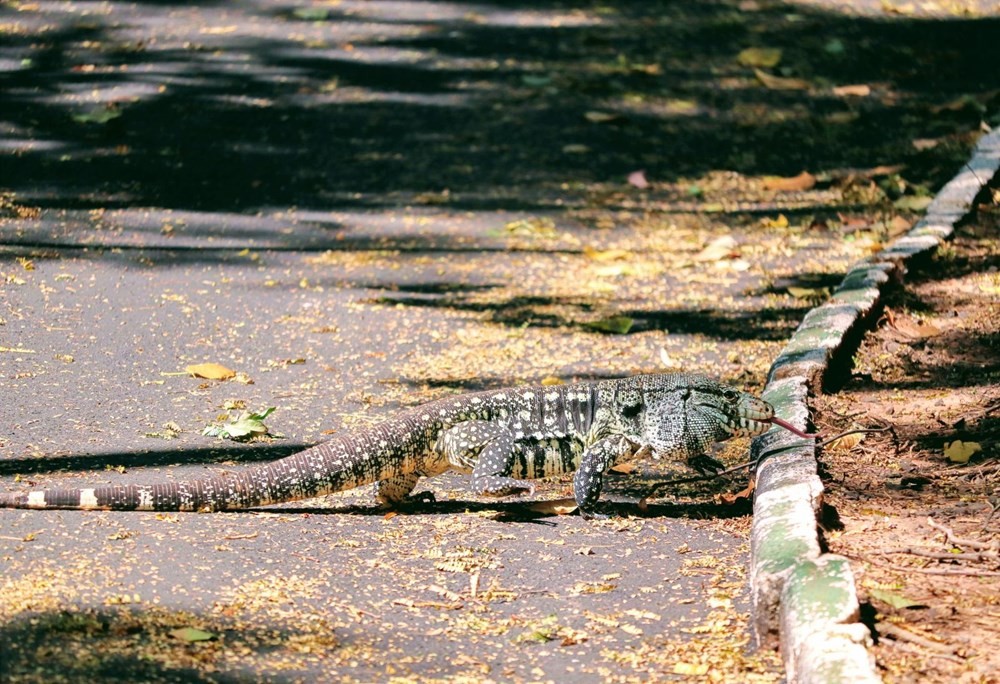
(0, 419, 434, 511)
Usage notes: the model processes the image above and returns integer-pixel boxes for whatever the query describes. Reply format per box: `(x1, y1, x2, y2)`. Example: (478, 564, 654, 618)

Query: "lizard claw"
(579, 507, 609, 521)
(688, 453, 725, 476)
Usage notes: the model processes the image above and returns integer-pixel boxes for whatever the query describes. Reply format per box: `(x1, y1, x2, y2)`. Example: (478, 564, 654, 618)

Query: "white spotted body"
(0, 373, 774, 516)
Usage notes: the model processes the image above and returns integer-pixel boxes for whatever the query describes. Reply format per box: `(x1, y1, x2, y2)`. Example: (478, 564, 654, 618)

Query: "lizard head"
(627, 374, 774, 461)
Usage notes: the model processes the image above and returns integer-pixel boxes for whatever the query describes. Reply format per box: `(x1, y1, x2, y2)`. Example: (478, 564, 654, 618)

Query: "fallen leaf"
(826, 431, 865, 451)
(893, 195, 933, 212)
(609, 463, 636, 474)
(832, 84, 871, 97)
(521, 74, 552, 88)
(186, 362, 235, 381)
(944, 440, 981, 464)
(562, 144, 590, 154)
(292, 7, 330, 20)
(540, 376, 564, 386)
(169, 627, 216, 642)
(911, 138, 940, 151)
(527, 499, 578, 516)
(627, 170, 649, 189)
(583, 316, 634, 335)
(693, 235, 739, 261)
(584, 110, 620, 124)
(760, 214, 789, 229)
(754, 68, 810, 90)
(674, 662, 710, 675)
(737, 47, 782, 68)
(763, 171, 816, 192)
(889, 316, 941, 339)
(869, 588, 922, 610)
(575, 546, 594, 556)
(72, 106, 122, 124)
(786, 286, 829, 301)
(583, 246, 632, 262)
(824, 38, 846, 54)
(203, 407, 278, 441)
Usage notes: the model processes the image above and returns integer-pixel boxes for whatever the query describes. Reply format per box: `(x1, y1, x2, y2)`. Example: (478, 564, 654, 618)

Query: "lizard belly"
(510, 435, 584, 480)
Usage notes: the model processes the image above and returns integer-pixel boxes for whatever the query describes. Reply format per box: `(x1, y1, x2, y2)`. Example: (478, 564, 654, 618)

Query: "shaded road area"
(1, 0, 997, 681)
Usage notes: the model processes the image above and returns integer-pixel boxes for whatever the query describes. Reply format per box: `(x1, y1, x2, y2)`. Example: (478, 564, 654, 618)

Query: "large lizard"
(0, 373, 784, 518)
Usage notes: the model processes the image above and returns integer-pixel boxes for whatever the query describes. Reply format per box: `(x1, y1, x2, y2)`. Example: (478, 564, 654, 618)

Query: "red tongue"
(769, 416, 819, 439)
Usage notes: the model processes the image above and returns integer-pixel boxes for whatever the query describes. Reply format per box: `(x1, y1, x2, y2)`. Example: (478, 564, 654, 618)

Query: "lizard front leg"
(436, 421, 534, 498)
(574, 435, 636, 519)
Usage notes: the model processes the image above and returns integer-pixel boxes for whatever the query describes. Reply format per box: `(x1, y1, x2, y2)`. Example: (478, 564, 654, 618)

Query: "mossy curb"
(749, 127, 1000, 683)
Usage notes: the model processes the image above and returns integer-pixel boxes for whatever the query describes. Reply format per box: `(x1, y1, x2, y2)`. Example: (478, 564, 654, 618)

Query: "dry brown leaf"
(763, 171, 816, 192)
(826, 432, 864, 451)
(610, 463, 636, 474)
(185, 362, 236, 381)
(890, 316, 941, 339)
(720, 480, 755, 504)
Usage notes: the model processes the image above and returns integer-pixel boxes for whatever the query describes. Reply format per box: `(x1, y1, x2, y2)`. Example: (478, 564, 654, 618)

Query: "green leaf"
(824, 38, 846, 54)
(292, 7, 330, 20)
(869, 588, 922, 610)
(203, 407, 278, 441)
(521, 74, 552, 88)
(584, 316, 634, 335)
(72, 107, 122, 125)
(169, 627, 216, 642)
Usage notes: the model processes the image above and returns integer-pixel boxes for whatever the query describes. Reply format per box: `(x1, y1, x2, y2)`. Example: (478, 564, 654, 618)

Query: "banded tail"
(0, 413, 443, 511)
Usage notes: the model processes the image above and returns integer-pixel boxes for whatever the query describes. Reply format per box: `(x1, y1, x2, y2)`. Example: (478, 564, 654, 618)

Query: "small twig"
(878, 547, 998, 563)
(886, 564, 1000, 577)
(926, 516, 999, 553)
(876, 621, 962, 657)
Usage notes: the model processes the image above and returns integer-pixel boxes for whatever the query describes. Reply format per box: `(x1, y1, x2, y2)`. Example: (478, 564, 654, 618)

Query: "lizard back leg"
(374, 473, 424, 506)
(437, 421, 533, 498)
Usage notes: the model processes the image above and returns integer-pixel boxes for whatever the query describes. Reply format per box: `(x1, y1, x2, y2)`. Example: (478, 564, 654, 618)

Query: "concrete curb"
(748, 127, 1000, 683)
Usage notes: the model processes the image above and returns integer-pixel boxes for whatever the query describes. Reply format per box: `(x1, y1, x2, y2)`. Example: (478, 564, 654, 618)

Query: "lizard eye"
(722, 388, 740, 403)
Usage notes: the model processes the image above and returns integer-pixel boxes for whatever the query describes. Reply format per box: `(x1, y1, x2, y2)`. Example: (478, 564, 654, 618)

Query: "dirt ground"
(814, 197, 1000, 683)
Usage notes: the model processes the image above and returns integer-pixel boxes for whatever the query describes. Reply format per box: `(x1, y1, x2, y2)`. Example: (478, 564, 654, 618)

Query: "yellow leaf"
(754, 68, 810, 90)
(540, 376, 564, 386)
(582, 246, 632, 262)
(760, 214, 789, 229)
(185, 363, 236, 381)
(737, 47, 782, 68)
(584, 110, 620, 124)
(833, 84, 872, 97)
(674, 662, 710, 675)
(944, 440, 981, 464)
(762, 171, 816, 192)
(693, 235, 738, 261)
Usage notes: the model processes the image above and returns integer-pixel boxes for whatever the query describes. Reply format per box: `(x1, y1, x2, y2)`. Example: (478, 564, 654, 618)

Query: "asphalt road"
(3, 0, 993, 681)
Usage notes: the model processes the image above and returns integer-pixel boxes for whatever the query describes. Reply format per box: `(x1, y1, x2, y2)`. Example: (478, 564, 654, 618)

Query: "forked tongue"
(768, 416, 819, 439)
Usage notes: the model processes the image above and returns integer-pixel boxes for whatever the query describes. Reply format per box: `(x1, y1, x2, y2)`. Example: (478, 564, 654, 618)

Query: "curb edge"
(748, 127, 1000, 683)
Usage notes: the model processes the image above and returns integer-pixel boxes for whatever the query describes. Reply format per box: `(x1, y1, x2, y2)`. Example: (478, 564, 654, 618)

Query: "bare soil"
(814, 199, 1000, 683)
